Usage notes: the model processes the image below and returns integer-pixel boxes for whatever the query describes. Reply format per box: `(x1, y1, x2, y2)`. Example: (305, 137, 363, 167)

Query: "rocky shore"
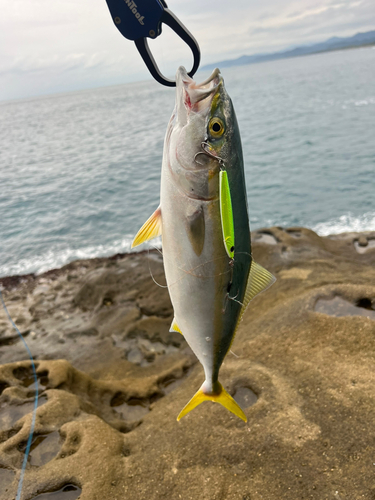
(1, 227, 375, 500)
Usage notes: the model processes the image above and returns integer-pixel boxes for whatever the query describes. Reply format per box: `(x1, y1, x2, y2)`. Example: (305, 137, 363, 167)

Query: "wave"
(1, 213, 374, 278)
(0, 235, 162, 279)
(312, 212, 375, 236)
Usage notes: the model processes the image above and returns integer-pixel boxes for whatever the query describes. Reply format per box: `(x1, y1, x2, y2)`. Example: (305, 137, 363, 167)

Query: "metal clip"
(104, 0, 200, 87)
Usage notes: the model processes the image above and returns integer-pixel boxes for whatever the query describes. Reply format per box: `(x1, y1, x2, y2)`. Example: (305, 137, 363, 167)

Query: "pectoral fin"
(131, 206, 162, 248)
(169, 317, 183, 335)
(186, 206, 205, 257)
(219, 170, 235, 259)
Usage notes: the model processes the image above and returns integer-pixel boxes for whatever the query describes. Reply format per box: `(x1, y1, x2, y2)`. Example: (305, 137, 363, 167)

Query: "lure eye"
(209, 118, 225, 138)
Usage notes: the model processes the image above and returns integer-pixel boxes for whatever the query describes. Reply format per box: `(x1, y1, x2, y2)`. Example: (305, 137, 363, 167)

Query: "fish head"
(167, 66, 242, 200)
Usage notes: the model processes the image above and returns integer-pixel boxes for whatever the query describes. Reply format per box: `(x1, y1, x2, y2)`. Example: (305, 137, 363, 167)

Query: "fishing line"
(150, 244, 163, 257)
(233, 251, 253, 259)
(147, 245, 168, 288)
(228, 295, 244, 307)
(0, 286, 39, 500)
(178, 266, 232, 280)
(176, 255, 230, 279)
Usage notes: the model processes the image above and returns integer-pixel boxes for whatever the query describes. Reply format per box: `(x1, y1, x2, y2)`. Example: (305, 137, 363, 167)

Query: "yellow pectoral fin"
(131, 206, 162, 248)
(177, 382, 247, 422)
(169, 317, 183, 335)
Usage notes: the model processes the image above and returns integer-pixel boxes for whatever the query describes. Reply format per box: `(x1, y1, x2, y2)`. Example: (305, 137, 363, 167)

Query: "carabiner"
(104, 0, 200, 87)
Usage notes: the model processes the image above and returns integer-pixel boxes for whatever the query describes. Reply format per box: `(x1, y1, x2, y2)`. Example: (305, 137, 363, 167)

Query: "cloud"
(0, 0, 374, 100)
(241, 0, 375, 53)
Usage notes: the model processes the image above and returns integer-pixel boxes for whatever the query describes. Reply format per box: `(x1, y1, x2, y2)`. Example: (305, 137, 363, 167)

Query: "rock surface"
(1, 228, 375, 500)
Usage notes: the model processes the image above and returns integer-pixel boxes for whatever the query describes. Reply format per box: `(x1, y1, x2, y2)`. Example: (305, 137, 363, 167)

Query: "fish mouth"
(175, 66, 222, 120)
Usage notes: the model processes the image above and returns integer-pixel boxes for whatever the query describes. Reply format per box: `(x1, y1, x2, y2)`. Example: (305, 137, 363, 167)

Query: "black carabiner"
(104, 0, 200, 87)
(135, 9, 200, 87)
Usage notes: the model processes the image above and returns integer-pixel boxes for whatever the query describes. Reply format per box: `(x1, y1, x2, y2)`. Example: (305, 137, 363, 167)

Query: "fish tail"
(177, 381, 247, 422)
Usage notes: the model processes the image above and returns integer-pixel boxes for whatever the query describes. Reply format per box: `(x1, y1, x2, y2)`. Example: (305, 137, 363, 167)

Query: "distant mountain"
(202, 30, 375, 70)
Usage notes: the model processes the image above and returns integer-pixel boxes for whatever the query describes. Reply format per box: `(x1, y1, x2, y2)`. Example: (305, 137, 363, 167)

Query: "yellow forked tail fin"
(177, 382, 247, 422)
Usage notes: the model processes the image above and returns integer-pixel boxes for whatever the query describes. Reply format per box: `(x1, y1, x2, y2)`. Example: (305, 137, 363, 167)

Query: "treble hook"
(104, 0, 200, 87)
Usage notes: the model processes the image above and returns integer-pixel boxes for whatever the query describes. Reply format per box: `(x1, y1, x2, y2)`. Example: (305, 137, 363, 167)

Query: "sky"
(0, 0, 374, 101)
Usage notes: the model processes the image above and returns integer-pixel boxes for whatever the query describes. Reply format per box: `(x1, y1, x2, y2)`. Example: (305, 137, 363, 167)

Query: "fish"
(132, 66, 276, 422)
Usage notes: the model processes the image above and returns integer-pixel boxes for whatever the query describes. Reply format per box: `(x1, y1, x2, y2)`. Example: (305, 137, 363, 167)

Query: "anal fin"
(131, 206, 162, 248)
(169, 317, 183, 335)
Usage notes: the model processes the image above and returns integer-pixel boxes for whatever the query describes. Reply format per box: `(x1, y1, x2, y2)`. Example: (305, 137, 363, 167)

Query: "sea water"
(0, 47, 374, 277)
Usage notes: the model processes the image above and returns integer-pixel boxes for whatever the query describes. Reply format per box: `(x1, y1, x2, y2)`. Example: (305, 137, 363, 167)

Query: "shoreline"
(1, 226, 375, 291)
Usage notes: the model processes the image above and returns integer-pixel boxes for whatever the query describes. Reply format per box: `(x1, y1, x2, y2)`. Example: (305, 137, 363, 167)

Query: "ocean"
(0, 47, 374, 278)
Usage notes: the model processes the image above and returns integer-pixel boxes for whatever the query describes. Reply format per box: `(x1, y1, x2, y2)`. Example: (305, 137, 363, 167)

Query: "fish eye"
(212, 122, 221, 132)
(209, 118, 224, 138)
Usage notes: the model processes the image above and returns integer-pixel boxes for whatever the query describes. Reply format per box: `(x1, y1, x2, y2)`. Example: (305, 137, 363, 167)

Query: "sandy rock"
(1, 229, 375, 499)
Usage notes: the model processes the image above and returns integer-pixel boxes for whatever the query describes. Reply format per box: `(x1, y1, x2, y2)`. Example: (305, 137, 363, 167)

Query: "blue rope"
(0, 287, 39, 500)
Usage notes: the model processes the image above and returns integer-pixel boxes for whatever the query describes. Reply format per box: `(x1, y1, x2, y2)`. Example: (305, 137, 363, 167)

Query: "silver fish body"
(133, 67, 275, 421)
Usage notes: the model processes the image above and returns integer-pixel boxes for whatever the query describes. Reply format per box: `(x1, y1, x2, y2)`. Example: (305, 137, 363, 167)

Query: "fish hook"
(201, 142, 225, 167)
(194, 142, 225, 167)
(194, 151, 208, 166)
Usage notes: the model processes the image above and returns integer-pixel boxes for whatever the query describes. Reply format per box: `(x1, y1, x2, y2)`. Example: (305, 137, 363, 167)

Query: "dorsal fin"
(131, 206, 162, 248)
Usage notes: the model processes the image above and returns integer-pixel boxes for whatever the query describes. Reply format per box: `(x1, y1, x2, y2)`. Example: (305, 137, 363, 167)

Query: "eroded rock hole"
(286, 229, 302, 238)
(122, 445, 131, 457)
(111, 393, 150, 421)
(110, 391, 125, 407)
(233, 387, 258, 408)
(254, 232, 278, 245)
(30, 484, 81, 499)
(18, 431, 61, 466)
(149, 393, 163, 404)
(12, 366, 48, 392)
(356, 298, 375, 310)
(13, 365, 39, 387)
(102, 297, 114, 307)
(0, 394, 48, 432)
(354, 238, 375, 254)
(0, 381, 9, 396)
(315, 296, 375, 320)
(0, 428, 18, 444)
